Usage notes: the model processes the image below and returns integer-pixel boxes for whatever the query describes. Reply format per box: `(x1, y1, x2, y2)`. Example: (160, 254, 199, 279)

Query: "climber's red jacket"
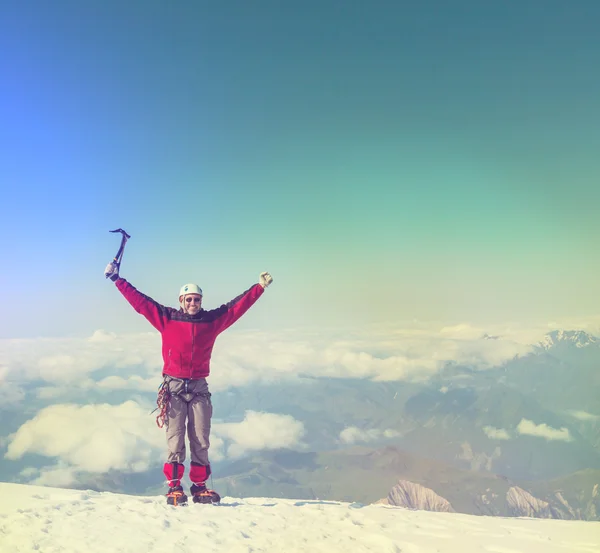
(115, 278, 264, 379)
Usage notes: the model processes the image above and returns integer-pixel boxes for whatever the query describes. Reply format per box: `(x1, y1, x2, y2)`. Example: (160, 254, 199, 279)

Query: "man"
(104, 261, 273, 505)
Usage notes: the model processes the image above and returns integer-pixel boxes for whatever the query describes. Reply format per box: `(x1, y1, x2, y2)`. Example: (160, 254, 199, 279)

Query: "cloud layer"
(483, 426, 511, 440)
(339, 426, 400, 445)
(5, 402, 305, 483)
(566, 410, 599, 422)
(1, 320, 593, 487)
(0, 322, 547, 401)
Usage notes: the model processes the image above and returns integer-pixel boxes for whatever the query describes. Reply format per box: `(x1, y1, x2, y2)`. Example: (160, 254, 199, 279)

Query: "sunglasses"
(185, 297, 202, 304)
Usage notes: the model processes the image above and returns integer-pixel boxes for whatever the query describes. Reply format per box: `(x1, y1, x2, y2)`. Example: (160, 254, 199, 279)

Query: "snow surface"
(0, 483, 598, 553)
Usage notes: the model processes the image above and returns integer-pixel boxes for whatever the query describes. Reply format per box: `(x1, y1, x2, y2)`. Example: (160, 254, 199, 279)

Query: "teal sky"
(1, 1, 599, 338)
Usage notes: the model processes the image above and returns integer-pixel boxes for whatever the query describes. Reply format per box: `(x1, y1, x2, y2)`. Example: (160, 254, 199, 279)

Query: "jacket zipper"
(190, 325, 194, 379)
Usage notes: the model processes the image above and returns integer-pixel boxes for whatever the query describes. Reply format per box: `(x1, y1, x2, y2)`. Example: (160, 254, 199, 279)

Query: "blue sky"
(1, 1, 599, 338)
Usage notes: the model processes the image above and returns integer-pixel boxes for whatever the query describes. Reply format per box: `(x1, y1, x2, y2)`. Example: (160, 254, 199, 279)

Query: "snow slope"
(0, 483, 598, 553)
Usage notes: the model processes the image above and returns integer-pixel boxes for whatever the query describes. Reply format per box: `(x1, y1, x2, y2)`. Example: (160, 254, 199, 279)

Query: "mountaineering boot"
(166, 485, 188, 506)
(164, 461, 187, 505)
(190, 483, 221, 504)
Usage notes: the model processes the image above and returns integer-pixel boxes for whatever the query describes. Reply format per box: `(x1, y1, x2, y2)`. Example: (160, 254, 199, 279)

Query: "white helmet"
(179, 283, 203, 299)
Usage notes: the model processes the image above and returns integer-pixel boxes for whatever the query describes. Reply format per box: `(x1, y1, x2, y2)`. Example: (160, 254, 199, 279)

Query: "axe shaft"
(109, 229, 131, 266)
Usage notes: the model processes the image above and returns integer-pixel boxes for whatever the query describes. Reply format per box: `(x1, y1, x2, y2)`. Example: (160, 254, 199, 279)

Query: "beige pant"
(164, 377, 212, 465)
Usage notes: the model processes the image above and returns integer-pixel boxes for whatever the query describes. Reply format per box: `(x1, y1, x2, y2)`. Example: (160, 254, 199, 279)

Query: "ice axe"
(106, 228, 131, 278)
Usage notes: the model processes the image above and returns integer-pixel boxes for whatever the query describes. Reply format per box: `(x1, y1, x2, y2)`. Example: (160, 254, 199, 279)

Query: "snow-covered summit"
(538, 330, 599, 350)
(0, 482, 598, 553)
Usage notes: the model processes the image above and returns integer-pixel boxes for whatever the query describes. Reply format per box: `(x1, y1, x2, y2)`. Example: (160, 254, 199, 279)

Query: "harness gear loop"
(151, 378, 171, 428)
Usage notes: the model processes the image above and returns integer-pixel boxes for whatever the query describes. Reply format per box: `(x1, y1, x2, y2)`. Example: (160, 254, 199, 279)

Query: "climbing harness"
(151, 377, 211, 428)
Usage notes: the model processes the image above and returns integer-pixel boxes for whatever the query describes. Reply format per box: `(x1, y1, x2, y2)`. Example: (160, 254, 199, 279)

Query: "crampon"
(166, 485, 188, 506)
(191, 483, 221, 504)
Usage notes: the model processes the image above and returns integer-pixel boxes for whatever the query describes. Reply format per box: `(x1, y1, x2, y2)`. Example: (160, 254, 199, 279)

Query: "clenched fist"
(104, 262, 119, 281)
(259, 272, 273, 289)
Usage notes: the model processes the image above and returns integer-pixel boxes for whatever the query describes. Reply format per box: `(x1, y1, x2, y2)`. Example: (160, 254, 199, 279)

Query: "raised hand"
(259, 272, 273, 289)
(104, 262, 119, 281)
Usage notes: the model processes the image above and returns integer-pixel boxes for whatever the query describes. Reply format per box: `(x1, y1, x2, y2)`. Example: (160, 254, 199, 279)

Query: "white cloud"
(0, 364, 26, 407)
(0, 331, 162, 386)
(516, 419, 572, 442)
(0, 381, 25, 408)
(207, 434, 226, 462)
(214, 411, 305, 458)
(440, 324, 485, 340)
(339, 426, 400, 445)
(565, 410, 599, 422)
(33, 375, 159, 400)
(36, 386, 74, 400)
(21, 463, 79, 487)
(88, 330, 118, 343)
(5, 401, 164, 473)
(545, 316, 600, 338)
(483, 426, 511, 440)
(95, 375, 161, 392)
(210, 325, 535, 390)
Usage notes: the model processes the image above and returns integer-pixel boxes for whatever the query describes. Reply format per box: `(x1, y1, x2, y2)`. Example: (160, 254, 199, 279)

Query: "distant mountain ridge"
(378, 480, 581, 519)
(537, 330, 599, 350)
(213, 446, 600, 520)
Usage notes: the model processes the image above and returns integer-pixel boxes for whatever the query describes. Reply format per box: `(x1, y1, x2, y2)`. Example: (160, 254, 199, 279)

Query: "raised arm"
(210, 272, 273, 333)
(113, 277, 170, 332)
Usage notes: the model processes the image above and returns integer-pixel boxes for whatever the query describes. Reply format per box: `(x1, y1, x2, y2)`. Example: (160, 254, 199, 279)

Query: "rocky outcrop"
(553, 484, 599, 520)
(553, 491, 578, 518)
(383, 480, 454, 512)
(506, 486, 555, 518)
